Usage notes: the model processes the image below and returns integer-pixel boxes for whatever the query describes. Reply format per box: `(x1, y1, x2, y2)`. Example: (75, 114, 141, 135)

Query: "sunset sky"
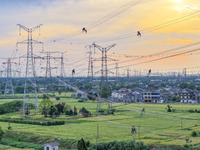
(0, 0, 200, 76)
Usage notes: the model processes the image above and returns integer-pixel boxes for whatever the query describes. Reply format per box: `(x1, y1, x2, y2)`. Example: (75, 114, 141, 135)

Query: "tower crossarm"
(17, 24, 42, 32)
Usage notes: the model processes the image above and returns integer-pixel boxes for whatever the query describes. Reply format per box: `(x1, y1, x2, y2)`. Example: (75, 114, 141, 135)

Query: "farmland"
(0, 96, 200, 148)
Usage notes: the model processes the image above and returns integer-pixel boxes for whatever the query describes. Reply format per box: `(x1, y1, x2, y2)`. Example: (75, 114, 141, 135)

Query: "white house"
(44, 142, 60, 150)
(111, 90, 124, 100)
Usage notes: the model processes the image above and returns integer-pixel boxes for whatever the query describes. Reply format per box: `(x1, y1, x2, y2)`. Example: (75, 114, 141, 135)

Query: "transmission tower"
(17, 24, 43, 114)
(3, 58, 16, 97)
(92, 43, 116, 86)
(60, 52, 65, 78)
(92, 43, 116, 111)
(127, 68, 130, 78)
(41, 51, 58, 94)
(183, 68, 187, 77)
(115, 60, 119, 80)
(87, 45, 94, 81)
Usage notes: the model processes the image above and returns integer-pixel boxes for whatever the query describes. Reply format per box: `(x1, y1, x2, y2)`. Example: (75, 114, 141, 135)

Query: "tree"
(79, 107, 91, 117)
(56, 103, 65, 114)
(49, 105, 57, 117)
(172, 96, 181, 102)
(179, 82, 188, 89)
(58, 89, 62, 95)
(0, 126, 3, 141)
(100, 86, 111, 98)
(188, 84, 195, 90)
(77, 138, 87, 150)
(39, 99, 54, 117)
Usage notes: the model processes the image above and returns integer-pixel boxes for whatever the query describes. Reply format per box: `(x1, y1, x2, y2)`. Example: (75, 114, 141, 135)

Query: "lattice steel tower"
(92, 43, 116, 86)
(87, 45, 94, 81)
(3, 58, 15, 97)
(60, 52, 65, 78)
(17, 24, 43, 114)
(41, 51, 58, 94)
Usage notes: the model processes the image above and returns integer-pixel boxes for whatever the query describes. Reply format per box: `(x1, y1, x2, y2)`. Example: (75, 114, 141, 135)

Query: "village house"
(111, 89, 143, 103)
(44, 142, 60, 150)
(179, 89, 200, 104)
(142, 91, 163, 103)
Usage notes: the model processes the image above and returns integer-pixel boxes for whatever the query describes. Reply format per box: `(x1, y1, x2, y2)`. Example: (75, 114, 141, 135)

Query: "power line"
(108, 48, 200, 71)
(43, 0, 145, 43)
(97, 10, 200, 43)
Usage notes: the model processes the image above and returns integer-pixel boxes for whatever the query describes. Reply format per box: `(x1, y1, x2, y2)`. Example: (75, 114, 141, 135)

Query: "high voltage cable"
(74, 40, 200, 73)
(97, 10, 200, 43)
(105, 40, 200, 67)
(108, 48, 200, 71)
(44, 0, 144, 43)
(87, 0, 143, 30)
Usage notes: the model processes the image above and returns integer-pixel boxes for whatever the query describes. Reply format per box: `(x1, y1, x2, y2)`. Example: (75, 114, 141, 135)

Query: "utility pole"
(3, 58, 16, 97)
(17, 24, 43, 114)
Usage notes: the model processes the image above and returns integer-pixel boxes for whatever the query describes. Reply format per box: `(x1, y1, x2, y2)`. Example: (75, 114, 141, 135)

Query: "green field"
(1, 96, 200, 147)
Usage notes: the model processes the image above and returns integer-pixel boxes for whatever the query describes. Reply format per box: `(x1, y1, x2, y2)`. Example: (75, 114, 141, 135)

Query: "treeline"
(0, 101, 22, 114)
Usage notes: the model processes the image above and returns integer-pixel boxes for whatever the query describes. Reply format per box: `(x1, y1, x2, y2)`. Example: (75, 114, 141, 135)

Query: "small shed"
(44, 142, 60, 150)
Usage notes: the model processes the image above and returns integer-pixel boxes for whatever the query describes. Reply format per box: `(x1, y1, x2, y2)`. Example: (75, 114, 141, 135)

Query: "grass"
(1, 94, 200, 147)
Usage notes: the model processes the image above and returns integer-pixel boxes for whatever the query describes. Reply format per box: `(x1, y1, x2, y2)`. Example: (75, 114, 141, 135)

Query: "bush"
(78, 99, 84, 103)
(0, 100, 23, 115)
(191, 131, 197, 137)
(91, 140, 148, 150)
(98, 109, 104, 113)
(1, 139, 43, 150)
(166, 105, 172, 112)
(56, 97, 60, 100)
(0, 118, 65, 126)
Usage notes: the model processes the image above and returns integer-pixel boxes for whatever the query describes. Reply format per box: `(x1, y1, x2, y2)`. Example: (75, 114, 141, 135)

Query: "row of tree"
(39, 99, 91, 117)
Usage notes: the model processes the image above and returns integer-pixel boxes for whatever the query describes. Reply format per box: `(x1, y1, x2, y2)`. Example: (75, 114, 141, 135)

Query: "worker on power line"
(82, 27, 87, 33)
(137, 31, 141, 37)
(147, 69, 151, 77)
(131, 125, 136, 136)
(72, 69, 75, 76)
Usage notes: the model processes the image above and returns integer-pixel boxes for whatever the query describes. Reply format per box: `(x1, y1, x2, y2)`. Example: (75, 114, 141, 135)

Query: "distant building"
(44, 142, 60, 150)
(142, 91, 163, 103)
(179, 89, 199, 104)
(111, 89, 142, 103)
